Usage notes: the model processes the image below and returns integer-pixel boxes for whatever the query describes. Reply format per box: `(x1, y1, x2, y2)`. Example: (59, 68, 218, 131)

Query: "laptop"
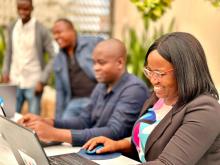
(0, 115, 99, 165)
(0, 104, 6, 117)
(0, 103, 62, 148)
(0, 84, 17, 118)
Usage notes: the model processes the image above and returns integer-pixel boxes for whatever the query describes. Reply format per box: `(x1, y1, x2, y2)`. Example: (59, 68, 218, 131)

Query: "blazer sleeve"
(54, 68, 65, 119)
(2, 23, 14, 76)
(39, 24, 55, 84)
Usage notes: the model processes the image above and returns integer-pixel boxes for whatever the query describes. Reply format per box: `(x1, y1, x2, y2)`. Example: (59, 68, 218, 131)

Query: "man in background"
(52, 18, 102, 120)
(2, 0, 55, 115)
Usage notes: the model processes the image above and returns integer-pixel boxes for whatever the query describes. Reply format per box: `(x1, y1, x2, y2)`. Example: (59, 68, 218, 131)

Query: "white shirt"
(10, 18, 42, 89)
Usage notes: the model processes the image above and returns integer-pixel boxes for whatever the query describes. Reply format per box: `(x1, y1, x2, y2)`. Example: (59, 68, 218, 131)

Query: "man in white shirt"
(2, 0, 55, 115)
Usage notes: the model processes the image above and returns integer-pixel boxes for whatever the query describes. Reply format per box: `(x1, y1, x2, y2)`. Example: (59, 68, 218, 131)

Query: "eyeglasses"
(143, 67, 174, 80)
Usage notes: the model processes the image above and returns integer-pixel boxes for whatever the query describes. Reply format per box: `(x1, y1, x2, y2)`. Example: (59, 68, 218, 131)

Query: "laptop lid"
(0, 115, 50, 165)
(0, 105, 6, 117)
(0, 84, 17, 118)
(0, 116, 99, 165)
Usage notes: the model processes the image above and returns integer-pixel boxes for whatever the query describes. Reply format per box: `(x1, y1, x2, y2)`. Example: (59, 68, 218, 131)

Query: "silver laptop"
(0, 115, 98, 165)
(0, 84, 16, 118)
(0, 105, 6, 117)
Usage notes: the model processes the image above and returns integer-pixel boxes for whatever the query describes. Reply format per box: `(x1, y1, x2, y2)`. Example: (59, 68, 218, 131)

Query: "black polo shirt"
(66, 54, 96, 98)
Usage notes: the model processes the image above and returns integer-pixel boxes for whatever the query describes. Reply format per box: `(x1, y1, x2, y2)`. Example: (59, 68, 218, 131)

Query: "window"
(65, 0, 113, 38)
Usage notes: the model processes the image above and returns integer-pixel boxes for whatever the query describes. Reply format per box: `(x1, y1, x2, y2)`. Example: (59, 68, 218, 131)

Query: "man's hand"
(35, 82, 44, 95)
(26, 121, 72, 144)
(17, 113, 42, 125)
(26, 120, 57, 142)
(17, 113, 54, 126)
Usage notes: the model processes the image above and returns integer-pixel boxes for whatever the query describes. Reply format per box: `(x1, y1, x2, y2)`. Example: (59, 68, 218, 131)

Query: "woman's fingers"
(83, 136, 108, 150)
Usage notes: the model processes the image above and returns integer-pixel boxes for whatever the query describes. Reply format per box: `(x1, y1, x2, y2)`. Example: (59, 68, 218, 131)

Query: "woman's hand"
(82, 136, 120, 154)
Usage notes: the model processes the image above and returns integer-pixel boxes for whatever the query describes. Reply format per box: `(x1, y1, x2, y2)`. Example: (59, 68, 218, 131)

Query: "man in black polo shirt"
(53, 18, 103, 120)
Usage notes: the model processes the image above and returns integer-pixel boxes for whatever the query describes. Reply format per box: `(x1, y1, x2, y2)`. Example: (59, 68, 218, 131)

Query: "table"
(45, 143, 139, 165)
(0, 114, 140, 165)
(0, 139, 139, 165)
(0, 113, 139, 165)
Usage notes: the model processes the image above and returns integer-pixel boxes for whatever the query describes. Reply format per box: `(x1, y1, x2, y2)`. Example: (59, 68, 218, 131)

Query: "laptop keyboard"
(40, 141, 61, 147)
(49, 153, 99, 165)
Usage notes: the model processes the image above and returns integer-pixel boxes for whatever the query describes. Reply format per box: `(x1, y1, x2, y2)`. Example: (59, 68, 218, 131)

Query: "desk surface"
(0, 114, 139, 165)
(45, 143, 139, 165)
(0, 140, 139, 165)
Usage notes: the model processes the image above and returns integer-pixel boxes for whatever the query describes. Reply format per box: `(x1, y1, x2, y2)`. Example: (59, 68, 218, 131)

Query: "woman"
(83, 32, 220, 164)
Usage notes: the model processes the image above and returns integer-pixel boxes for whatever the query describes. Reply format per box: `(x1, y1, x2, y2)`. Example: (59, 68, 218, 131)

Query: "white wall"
(113, 0, 220, 90)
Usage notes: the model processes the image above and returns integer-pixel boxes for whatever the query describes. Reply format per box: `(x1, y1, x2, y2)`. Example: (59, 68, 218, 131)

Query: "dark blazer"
(138, 94, 220, 165)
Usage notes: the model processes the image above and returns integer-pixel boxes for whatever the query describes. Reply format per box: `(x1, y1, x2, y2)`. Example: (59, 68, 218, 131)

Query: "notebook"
(0, 84, 17, 118)
(0, 115, 99, 165)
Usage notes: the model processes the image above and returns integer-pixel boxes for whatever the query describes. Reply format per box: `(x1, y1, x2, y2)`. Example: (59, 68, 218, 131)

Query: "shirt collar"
(101, 71, 129, 95)
(17, 17, 36, 28)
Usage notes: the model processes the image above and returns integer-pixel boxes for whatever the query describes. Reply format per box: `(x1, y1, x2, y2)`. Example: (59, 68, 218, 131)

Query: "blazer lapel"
(145, 108, 173, 154)
(144, 102, 187, 159)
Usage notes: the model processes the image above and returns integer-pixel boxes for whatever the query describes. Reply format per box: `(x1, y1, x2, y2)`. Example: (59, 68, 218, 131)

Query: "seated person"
(18, 39, 150, 146)
(53, 18, 103, 120)
(83, 32, 220, 165)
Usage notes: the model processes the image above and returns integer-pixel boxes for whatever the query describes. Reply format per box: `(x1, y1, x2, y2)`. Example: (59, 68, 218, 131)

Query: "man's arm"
(2, 23, 14, 82)
(34, 23, 55, 95)
(54, 63, 66, 119)
(54, 85, 100, 129)
(39, 24, 55, 84)
(17, 113, 53, 126)
(26, 120, 72, 143)
(18, 113, 72, 143)
(70, 84, 148, 146)
(24, 83, 148, 145)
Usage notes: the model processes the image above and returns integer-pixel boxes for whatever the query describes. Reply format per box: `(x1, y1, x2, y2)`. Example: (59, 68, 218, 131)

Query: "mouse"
(85, 144, 104, 155)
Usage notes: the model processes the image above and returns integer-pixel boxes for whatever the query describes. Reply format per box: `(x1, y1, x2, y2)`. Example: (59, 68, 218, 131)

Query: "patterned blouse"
(132, 98, 172, 162)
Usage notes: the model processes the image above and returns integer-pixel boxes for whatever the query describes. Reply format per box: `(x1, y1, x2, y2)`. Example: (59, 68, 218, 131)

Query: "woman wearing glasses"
(83, 32, 220, 165)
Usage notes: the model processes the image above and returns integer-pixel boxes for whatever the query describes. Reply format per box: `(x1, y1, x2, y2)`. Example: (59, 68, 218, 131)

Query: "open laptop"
(0, 101, 62, 148)
(0, 104, 6, 117)
(0, 115, 98, 165)
(0, 84, 17, 118)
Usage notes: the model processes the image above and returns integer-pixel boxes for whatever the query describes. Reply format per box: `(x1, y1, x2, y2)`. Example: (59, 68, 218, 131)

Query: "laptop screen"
(0, 84, 17, 118)
(0, 115, 50, 165)
(0, 106, 6, 117)
(0, 116, 99, 165)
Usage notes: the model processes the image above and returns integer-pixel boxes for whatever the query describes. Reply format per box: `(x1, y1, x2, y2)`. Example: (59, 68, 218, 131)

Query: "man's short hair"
(17, 0, 33, 5)
(55, 18, 75, 30)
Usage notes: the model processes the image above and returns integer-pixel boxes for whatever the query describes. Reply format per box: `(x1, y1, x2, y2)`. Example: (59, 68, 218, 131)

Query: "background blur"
(0, 0, 220, 116)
